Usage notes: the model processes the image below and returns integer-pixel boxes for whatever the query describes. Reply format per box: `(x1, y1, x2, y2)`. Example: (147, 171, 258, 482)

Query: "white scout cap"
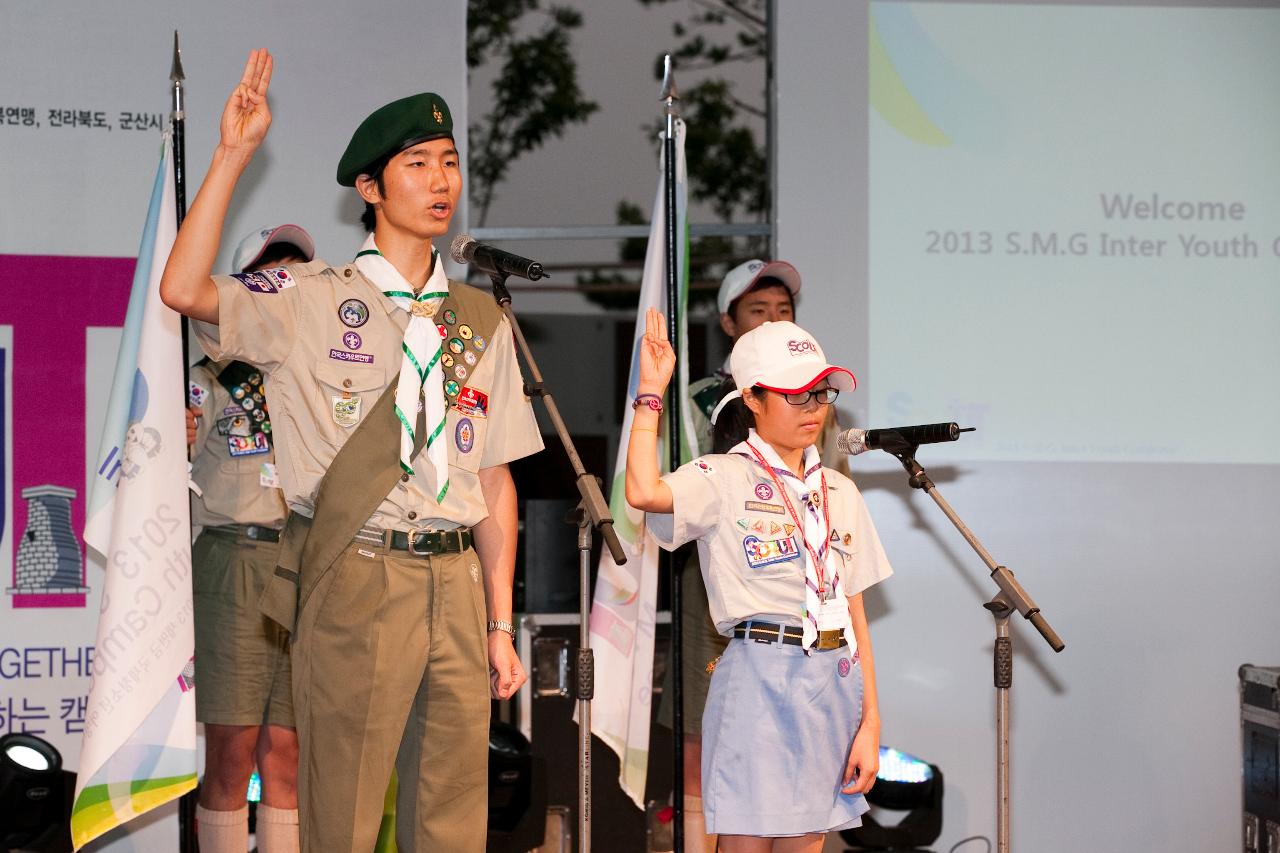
(709, 320, 856, 424)
(717, 259, 802, 315)
(232, 224, 317, 273)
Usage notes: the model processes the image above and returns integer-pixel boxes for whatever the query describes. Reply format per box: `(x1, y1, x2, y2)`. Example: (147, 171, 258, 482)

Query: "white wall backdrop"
(777, 3, 1280, 852)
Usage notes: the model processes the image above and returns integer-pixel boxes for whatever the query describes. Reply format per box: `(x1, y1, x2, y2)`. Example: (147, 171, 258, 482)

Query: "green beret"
(336, 93, 454, 187)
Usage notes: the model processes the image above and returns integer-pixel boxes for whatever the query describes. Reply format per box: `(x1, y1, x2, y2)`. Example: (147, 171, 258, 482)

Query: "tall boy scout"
(160, 50, 542, 851)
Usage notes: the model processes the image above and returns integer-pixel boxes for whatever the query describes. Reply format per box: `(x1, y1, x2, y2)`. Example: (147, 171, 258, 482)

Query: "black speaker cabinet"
(517, 613, 673, 852)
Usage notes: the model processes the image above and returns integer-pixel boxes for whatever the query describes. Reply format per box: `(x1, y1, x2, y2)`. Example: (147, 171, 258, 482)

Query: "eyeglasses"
(755, 386, 839, 406)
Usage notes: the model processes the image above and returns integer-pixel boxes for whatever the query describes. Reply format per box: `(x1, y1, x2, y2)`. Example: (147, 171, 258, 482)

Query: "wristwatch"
(487, 619, 516, 641)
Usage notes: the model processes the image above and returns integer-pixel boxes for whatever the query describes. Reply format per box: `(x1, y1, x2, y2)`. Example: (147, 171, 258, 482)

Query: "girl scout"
(626, 309, 893, 852)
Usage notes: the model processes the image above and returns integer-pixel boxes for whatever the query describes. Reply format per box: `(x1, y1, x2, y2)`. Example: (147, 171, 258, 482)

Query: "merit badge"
(693, 458, 714, 475)
(455, 417, 475, 453)
(441, 353, 455, 369)
(188, 381, 208, 408)
(343, 331, 363, 350)
(456, 386, 489, 418)
(332, 395, 361, 428)
(240, 396, 257, 412)
(444, 379, 461, 397)
(736, 518, 750, 531)
(830, 530, 840, 543)
(742, 534, 799, 570)
(232, 271, 279, 293)
(252, 408, 267, 422)
(232, 384, 247, 400)
(784, 523, 796, 535)
(228, 433, 270, 457)
(473, 336, 487, 352)
(744, 500, 784, 515)
(339, 298, 369, 328)
(750, 519, 766, 533)
(443, 309, 457, 325)
(754, 482, 774, 501)
(769, 521, 782, 535)
(454, 365, 468, 379)
(463, 350, 477, 366)
(448, 337, 465, 355)
(838, 658, 852, 678)
(437, 324, 447, 339)
(458, 323, 473, 340)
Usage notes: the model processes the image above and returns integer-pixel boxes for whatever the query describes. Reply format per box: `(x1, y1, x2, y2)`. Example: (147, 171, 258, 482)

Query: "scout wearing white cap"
(709, 320, 856, 424)
(232, 224, 317, 274)
(718, 259, 802, 315)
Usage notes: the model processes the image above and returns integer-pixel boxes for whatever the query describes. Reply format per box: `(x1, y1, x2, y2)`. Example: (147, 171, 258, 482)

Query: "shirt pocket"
(315, 358, 386, 434)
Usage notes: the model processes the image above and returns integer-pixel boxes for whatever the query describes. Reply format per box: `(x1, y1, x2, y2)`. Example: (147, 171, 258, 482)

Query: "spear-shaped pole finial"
(660, 54, 680, 117)
(170, 31, 185, 118)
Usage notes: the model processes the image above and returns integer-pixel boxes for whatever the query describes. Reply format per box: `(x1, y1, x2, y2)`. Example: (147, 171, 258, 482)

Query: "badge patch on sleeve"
(455, 417, 475, 453)
(742, 534, 799, 569)
(228, 433, 270, 457)
(188, 381, 208, 408)
(693, 459, 715, 475)
(455, 386, 489, 418)
(232, 271, 282, 294)
(257, 267, 296, 290)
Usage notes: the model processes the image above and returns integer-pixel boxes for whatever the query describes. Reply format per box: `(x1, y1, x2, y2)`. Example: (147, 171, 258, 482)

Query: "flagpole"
(660, 55, 686, 853)
(170, 31, 198, 853)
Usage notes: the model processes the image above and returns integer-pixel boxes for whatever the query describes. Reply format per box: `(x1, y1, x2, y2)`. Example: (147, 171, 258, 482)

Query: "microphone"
(836, 422, 975, 455)
(450, 234, 549, 281)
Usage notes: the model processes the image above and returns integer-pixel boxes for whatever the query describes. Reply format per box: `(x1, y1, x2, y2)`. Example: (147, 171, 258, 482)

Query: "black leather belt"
(209, 524, 282, 543)
(733, 620, 847, 650)
(386, 528, 473, 556)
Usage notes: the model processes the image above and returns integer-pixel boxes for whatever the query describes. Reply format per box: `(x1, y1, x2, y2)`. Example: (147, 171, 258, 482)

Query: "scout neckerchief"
(211, 360, 271, 455)
(354, 235, 450, 502)
(733, 428, 854, 650)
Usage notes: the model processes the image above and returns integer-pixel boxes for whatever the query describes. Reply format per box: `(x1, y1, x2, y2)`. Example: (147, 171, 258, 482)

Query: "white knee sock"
(683, 795, 718, 853)
(255, 804, 300, 853)
(196, 804, 248, 853)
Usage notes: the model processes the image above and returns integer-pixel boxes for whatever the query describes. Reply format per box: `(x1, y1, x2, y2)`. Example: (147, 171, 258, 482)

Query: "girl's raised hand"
(637, 307, 676, 394)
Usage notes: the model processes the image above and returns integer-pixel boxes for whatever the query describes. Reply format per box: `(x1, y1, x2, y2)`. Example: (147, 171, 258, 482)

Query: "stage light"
(841, 746, 943, 851)
(0, 732, 65, 851)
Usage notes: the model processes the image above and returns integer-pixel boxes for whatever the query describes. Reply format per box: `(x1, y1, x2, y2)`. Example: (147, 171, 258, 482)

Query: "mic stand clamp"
(486, 270, 625, 853)
(884, 439, 1064, 853)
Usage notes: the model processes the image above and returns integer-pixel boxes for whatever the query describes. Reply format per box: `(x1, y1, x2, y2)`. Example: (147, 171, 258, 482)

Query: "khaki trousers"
(292, 542, 490, 852)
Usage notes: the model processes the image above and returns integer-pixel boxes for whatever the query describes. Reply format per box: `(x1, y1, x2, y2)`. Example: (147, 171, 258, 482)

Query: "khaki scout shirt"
(648, 454, 893, 635)
(192, 259, 544, 530)
(189, 360, 287, 529)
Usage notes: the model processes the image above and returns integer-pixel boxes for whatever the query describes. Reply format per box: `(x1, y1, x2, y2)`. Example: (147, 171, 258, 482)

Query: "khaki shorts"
(193, 527, 294, 727)
(658, 550, 730, 736)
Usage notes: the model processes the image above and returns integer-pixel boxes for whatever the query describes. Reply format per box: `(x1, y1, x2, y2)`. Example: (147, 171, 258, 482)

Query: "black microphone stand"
(485, 270, 627, 853)
(880, 434, 1064, 853)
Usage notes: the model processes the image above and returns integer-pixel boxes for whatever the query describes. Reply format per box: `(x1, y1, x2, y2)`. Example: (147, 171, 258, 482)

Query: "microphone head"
(450, 233, 478, 264)
(835, 428, 870, 456)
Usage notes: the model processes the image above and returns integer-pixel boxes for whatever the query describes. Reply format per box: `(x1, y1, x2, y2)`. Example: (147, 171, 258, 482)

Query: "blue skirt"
(701, 635, 869, 837)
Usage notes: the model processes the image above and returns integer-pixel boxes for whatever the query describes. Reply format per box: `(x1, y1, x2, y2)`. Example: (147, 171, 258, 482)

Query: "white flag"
(588, 119, 695, 806)
(73, 132, 196, 849)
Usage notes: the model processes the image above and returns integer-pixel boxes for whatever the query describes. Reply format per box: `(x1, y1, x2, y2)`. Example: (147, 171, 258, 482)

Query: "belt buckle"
(407, 528, 436, 556)
(817, 630, 841, 650)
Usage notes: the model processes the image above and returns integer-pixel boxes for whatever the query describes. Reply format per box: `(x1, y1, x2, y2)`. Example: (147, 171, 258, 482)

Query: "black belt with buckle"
(210, 524, 282, 543)
(387, 528, 473, 556)
(733, 620, 847, 650)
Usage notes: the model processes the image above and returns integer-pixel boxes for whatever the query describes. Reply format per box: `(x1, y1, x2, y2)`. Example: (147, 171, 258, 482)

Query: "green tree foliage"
(467, 0, 599, 226)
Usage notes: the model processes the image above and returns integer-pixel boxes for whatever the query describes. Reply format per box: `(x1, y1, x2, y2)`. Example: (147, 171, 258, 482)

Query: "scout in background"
(626, 309, 893, 853)
(187, 224, 314, 853)
(160, 50, 542, 851)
